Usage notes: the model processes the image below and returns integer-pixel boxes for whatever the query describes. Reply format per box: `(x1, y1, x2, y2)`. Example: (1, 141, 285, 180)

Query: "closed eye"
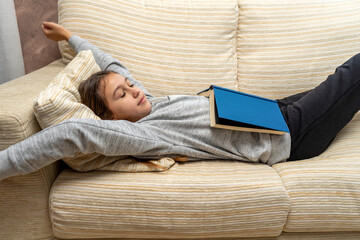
(120, 79, 134, 98)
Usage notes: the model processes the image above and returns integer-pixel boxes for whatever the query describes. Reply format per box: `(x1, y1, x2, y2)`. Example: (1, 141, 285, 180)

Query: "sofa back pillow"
(33, 50, 175, 172)
(34, 51, 100, 129)
(237, 0, 360, 99)
(58, 0, 238, 97)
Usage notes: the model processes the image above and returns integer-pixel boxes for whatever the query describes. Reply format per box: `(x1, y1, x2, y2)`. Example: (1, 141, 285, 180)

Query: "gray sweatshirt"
(0, 36, 291, 181)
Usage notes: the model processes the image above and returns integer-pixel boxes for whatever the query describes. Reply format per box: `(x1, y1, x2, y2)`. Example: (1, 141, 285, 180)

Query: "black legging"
(277, 53, 360, 161)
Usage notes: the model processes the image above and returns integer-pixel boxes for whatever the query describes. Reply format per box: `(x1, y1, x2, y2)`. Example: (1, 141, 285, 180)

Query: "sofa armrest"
(0, 59, 65, 240)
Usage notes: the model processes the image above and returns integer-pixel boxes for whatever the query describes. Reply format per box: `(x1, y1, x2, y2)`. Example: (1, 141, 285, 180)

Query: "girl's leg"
(277, 90, 311, 108)
(277, 53, 360, 161)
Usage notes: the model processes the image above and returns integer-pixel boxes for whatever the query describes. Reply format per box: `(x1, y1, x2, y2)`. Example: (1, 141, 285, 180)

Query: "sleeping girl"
(1, 22, 360, 181)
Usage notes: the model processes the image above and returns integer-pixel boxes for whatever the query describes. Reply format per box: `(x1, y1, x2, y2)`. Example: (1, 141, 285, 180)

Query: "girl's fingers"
(42, 22, 55, 30)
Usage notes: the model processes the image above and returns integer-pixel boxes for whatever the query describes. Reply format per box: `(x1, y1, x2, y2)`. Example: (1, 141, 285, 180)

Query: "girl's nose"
(132, 87, 140, 98)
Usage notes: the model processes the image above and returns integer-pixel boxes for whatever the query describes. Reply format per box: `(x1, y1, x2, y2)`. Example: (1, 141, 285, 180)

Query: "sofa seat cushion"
(273, 115, 360, 232)
(58, 0, 238, 97)
(50, 161, 290, 239)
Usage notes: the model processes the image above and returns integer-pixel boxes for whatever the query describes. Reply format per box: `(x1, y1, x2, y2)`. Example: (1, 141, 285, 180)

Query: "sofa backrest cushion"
(237, 0, 360, 99)
(58, 0, 238, 97)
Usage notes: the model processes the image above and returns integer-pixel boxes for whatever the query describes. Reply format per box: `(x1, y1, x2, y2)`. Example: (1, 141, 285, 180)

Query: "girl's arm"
(0, 118, 174, 181)
(42, 22, 125, 71)
(42, 22, 152, 97)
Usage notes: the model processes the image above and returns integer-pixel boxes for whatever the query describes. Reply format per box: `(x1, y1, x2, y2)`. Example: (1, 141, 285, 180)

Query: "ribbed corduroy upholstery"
(0, 60, 64, 240)
(236, 0, 360, 99)
(58, 0, 239, 97)
(2, 0, 360, 239)
(50, 161, 290, 239)
(0, 60, 63, 151)
(235, 0, 360, 233)
(273, 115, 360, 232)
(60, 232, 360, 240)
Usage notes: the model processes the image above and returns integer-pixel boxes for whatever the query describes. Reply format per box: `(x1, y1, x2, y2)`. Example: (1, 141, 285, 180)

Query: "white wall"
(0, 0, 25, 84)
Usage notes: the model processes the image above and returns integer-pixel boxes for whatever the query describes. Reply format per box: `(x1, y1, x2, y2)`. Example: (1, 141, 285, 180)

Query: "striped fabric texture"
(97, 157, 176, 172)
(0, 61, 64, 151)
(33, 50, 175, 173)
(0, 162, 61, 240)
(235, 1, 360, 231)
(48, 0, 360, 238)
(0, 0, 355, 238)
(273, 115, 360, 233)
(0, 60, 65, 240)
(50, 161, 290, 239)
(237, 0, 360, 99)
(58, 0, 238, 97)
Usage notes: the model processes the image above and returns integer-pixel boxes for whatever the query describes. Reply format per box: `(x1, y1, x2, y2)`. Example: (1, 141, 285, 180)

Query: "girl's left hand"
(41, 22, 72, 42)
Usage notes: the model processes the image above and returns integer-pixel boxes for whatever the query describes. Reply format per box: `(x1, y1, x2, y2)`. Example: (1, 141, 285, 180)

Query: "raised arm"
(42, 22, 152, 97)
(42, 22, 129, 73)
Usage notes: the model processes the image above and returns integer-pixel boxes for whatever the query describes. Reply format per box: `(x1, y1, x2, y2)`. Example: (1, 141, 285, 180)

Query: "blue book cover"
(198, 85, 289, 135)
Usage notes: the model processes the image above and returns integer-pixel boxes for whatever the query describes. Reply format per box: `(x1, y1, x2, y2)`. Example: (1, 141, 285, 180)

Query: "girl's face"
(102, 73, 152, 121)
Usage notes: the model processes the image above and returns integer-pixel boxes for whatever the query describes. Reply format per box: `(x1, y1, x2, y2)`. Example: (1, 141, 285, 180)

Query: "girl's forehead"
(103, 73, 126, 89)
(106, 73, 126, 83)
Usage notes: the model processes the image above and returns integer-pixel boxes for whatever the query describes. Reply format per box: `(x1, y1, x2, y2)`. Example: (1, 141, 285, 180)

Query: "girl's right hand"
(41, 22, 72, 42)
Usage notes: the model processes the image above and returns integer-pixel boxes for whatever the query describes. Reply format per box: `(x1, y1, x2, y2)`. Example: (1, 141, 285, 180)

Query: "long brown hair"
(78, 70, 115, 120)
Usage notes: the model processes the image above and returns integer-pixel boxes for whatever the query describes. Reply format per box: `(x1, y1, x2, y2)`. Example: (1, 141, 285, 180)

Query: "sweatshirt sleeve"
(0, 119, 173, 180)
(68, 35, 153, 98)
(0, 150, 18, 181)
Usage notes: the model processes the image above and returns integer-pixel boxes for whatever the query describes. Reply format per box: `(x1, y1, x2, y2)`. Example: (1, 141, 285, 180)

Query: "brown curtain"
(14, 0, 61, 74)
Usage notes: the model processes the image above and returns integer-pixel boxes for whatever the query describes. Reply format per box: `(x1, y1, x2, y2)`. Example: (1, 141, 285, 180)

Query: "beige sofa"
(1, 0, 360, 239)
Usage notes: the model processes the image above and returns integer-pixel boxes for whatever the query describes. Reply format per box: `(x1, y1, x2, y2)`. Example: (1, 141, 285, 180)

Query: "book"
(197, 85, 289, 135)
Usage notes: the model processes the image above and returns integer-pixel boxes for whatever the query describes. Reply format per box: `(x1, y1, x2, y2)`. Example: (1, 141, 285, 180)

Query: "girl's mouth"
(138, 95, 146, 105)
